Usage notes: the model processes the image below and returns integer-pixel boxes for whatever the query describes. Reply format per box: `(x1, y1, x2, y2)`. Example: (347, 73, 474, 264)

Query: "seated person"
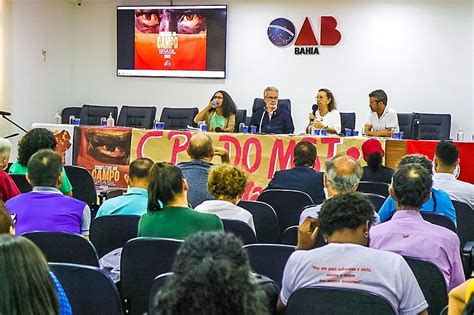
(370, 163, 464, 291)
(266, 141, 325, 205)
(149, 232, 268, 314)
(364, 89, 399, 137)
(250, 86, 294, 134)
(306, 88, 341, 134)
(195, 164, 255, 234)
(194, 90, 237, 132)
(6, 149, 90, 238)
(0, 138, 20, 202)
(360, 138, 394, 184)
(0, 201, 15, 234)
(96, 158, 154, 217)
(138, 162, 223, 239)
(177, 133, 229, 207)
(378, 154, 456, 226)
(9, 128, 73, 196)
(278, 192, 428, 314)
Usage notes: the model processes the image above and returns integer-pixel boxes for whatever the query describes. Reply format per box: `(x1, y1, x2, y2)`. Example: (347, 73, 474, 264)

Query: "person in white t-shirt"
(277, 192, 428, 315)
(364, 89, 399, 137)
(307, 88, 341, 135)
(195, 164, 255, 233)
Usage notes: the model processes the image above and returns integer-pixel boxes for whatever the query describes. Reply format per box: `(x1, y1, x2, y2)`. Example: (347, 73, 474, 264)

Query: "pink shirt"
(369, 210, 464, 291)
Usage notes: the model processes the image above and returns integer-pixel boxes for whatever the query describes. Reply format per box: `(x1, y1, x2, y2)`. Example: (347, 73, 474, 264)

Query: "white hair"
(263, 86, 279, 97)
(0, 138, 12, 158)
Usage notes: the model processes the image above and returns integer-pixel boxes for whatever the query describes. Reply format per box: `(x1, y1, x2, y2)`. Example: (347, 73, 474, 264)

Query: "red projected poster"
(134, 9, 207, 70)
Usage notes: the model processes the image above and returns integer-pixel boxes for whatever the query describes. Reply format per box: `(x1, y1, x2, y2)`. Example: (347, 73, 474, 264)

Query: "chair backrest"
(117, 105, 157, 129)
(243, 244, 295, 286)
(453, 200, 474, 248)
(222, 219, 257, 245)
(9, 174, 32, 193)
(23, 231, 99, 267)
(252, 98, 291, 114)
(121, 237, 183, 315)
(234, 109, 247, 132)
(356, 181, 390, 198)
(414, 113, 451, 140)
(258, 189, 313, 234)
(64, 165, 98, 210)
(237, 200, 280, 243)
(61, 107, 82, 124)
(148, 272, 174, 312)
(281, 224, 326, 248)
(340, 112, 356, 134)
(80, 104, 119, 126)
(49, 262, 122, 315)
(420, 212, 457, 233)
(404, 256, 448, 315)
(89, 215, 140, 258)
(363, 193, 386, 213)
(159, 107, 198, 130)
(286, 287, 397, 315)
(397, 113, 416, 139)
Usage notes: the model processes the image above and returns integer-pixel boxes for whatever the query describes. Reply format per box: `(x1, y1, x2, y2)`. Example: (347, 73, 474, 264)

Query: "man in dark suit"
(265, 141, 325, 204)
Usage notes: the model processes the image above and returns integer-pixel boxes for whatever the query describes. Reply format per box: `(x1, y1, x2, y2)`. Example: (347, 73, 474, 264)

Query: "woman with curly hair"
(149, 232, 268, 315)
(194, 164, 255, 233)
(194, 90, 237, 132)
(8, 128, 73, 195)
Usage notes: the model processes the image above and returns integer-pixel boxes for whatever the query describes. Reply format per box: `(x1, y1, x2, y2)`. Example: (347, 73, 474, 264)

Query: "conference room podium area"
(32, 123, 474, 199)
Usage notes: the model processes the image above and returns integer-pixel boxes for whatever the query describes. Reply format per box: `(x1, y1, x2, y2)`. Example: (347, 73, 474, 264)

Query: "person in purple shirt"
(370, 163, 465, 291)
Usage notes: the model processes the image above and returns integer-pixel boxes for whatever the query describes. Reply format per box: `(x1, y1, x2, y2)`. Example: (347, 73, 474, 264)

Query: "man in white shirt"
(364, 89, 399, 137)
(433, 140, 474, 208)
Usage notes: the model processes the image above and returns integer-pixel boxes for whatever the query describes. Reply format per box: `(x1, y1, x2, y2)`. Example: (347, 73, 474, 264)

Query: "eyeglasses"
(265, 96, 278, 101)
(213, 96, 224, 99)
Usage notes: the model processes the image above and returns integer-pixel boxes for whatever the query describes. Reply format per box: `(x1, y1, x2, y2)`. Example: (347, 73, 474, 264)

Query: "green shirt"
(9, 161, 73, 194)
(138, 206, 223, 239)
(209, 112, 226, 129)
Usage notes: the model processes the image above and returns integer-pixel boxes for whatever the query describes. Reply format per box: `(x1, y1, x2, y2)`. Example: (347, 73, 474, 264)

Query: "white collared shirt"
(433, 173, 474, 208)
(366, 106, 399, 132)
(315, 109, 341, 134)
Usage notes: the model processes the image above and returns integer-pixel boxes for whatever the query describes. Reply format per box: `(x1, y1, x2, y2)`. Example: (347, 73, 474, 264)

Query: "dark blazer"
(361, 166, 394, 184)
(250, 107, 294, 134)
(265, 166, 325, 204)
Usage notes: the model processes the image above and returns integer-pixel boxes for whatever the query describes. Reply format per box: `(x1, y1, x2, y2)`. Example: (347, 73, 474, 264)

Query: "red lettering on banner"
(168, 131, 192, 164)
(346, 146, 361, 161)
(242, 137, 262, 173)
(268, 139, 296, 178)
(320, 16, 341, 45)
(136, 131, 164, 158)
(321, 137, 342, 158)
(219, 135, 242, 166)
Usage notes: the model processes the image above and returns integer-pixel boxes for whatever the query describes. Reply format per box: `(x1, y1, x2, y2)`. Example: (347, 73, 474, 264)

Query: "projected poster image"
(117, 5, 227, 78)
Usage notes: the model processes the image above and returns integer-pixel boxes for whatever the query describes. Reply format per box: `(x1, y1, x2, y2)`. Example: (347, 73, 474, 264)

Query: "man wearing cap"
(360, 138, 394, 184)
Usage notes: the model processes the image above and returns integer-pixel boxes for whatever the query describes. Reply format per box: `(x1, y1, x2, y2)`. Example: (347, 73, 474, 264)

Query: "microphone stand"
(2, 114, 28, 133)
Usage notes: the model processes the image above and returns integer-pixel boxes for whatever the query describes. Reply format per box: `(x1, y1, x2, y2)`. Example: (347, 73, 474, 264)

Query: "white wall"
(4, 0, 474, 148)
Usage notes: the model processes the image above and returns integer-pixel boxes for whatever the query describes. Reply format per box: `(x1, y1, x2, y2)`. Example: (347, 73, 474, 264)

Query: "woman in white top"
(194, 164, 256, 234)
(307, 88, 341, 135)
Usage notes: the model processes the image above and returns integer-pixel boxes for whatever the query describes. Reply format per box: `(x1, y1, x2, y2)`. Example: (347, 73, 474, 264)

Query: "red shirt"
(0, 171, 20, 202)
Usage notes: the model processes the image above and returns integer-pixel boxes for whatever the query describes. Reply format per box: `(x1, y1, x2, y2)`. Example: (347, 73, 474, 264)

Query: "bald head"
(325, 155, 363, 194)
(187, 133, 214, 160)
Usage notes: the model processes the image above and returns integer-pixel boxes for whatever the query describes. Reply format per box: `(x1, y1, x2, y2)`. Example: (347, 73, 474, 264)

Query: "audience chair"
(23, 231, 99, 267)
(286, 287, 397, 315)
(420, 212, 456, 233)
(245, 116, 252, 126)
(356, 181, 390, 198)
(148, 272, 174, 312)
(397, 113, 416, 139)
(80, 104, 119, 126)
(49, 262, 122, 315)
(258, 189, 313, 234)
(89, 215, 140, 258)
(364, 193, 386, 213)
(453, 201, 474, 249)
(159, 107, 198, 130)
(98, 188, 125, 204)
(252, 98, 291, 114)
(61, 107, 82, 124)
(237, 200, 280, 243)
(222, 219, 257, 245)
(9, 174, 32, 193)
(64, 165, 99, 216)
(340, 112, 356, 135)
(243, 244, 295, 286)
(413, 113, 451, 140)
(234, 109, 247, 132)
(121, 237, 183, 315)
(404, 256, 448, 315)
(281, 224, 326, 248)
(117, 105, 156, 129)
